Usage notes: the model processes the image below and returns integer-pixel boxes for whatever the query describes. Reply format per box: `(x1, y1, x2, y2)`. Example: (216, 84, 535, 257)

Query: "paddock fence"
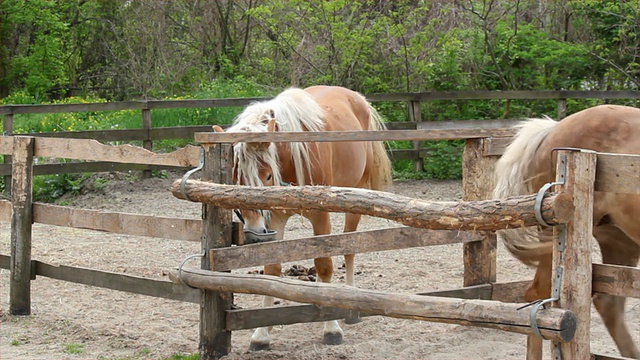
(2, 118, 639, 359)
(2, 90, 638, 183)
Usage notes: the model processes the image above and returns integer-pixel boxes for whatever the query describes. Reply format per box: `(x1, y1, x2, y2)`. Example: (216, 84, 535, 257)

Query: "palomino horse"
(493, 104, 640, 358)
(212, 85, 392, 350)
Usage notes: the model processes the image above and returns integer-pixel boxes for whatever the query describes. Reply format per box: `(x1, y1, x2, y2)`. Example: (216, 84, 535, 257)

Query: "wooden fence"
(2, 90, 638, 179)
(1, 121, 639, 359)
(166, 130, 639, 360)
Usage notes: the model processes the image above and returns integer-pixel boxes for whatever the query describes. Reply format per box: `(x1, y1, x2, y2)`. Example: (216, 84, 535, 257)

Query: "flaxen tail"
(367, 105, 393, 190)
(492, 117, 558, 265)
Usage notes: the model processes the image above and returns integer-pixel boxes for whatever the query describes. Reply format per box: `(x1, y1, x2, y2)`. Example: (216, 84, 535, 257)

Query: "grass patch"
(163, 353, 199, 360)
(63, 343, 85, 355)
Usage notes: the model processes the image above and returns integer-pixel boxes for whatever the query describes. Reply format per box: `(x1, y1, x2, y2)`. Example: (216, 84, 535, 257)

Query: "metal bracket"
(534, 153, 567, 226)
(527, 297, 558, 339)
(177, 252, 205, 290)
(180, 147, 205, 201)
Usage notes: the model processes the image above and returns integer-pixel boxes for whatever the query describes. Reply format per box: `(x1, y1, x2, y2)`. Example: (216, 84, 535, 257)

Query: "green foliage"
(1, 0, 73, 99)
(2, 1, 639, 182)
(33, 173, 89, 203)
(422, 141, 463, 180)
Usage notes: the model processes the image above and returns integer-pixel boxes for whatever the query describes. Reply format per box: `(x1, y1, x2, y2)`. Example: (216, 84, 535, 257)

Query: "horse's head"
(213, 119, 280, 243)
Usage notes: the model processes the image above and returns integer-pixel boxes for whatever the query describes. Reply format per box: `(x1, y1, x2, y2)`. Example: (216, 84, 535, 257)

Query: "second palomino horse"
(493, 104, 640, 358)
(213, 85, 392, 350)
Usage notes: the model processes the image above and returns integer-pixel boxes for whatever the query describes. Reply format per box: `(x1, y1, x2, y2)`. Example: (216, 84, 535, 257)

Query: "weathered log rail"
(171, 179, 574, 231)
(169, 268, 577, 343)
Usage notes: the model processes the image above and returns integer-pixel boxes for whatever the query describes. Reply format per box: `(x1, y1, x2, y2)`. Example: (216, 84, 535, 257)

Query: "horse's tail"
(493, 117, 558, 265)
(367, 105, 393, 190)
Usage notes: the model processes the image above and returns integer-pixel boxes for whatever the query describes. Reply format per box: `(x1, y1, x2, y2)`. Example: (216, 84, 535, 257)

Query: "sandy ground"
(1, 173, 638, 360)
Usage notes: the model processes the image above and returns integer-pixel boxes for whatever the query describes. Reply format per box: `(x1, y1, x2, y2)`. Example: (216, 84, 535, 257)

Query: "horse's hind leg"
(343, 212, 363, 324)
(593, 226, 640, 359)
(314, 256, 344, 344)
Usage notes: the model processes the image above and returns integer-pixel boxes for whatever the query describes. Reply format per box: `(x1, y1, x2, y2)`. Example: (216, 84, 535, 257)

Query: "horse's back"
(533, 105, 640, 247)
(304, 86, 372, 131)
(532, 105, 640, 186)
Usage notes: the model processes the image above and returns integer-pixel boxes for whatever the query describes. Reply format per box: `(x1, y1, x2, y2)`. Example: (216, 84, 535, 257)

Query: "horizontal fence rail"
(2, 90, 638, 180)
(2, 90, 638, 115)
(169, 268, 578, 343)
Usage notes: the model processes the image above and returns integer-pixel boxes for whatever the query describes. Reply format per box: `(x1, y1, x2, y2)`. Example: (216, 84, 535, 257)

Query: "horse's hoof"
(249, 342, 271, 351)
(323, 332, 343, 345)
(343, 317, 363, 325)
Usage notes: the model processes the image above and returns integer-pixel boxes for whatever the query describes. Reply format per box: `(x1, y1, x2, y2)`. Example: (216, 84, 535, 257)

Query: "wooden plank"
(32, 137, 200, 166)
(0, 135, 12, 155)
(595, 153, 640, 194)
(31, 203, 201, 241)
(33, 260, 198, 303)
(385, 121, 417, 130)
(0, 199, 10, 220)
(592, 263, 640, 299)
(462, 138, 497, 286)
(226, 304, 358, 331)
(10, 136, 34, 315)
(194, 126, 517, 144)
(366, 90, 640, 102)
(171, 268, 577, 343)
(483, 137, 513, 156)
(199, 143, 234, 359)
(591, 353, 632, 360)
(149, 125, 217, 140)
(1, 91, 638, 115)
(1, 101, 148, 114)
(416, 119, 518, 130)
(16, 126, 209, 142)
(552, 150, 596, 359)
(491, 280, 530, 303)
(210, 227, 482, 271)
(147, 97, 264, 109)
(23, 128, 150, 141)
(13, 124, 416, 143)
(0, 162, 191, 177)
(409, 101, 424, 171)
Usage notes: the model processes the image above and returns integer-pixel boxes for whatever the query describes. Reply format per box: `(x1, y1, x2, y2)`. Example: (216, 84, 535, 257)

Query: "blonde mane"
(227, 88, 325, 187)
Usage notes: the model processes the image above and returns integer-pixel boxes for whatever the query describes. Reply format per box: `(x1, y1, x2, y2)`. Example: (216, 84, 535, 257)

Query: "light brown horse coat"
(214, 85, 392, 350)
(493, 104, 640, 358)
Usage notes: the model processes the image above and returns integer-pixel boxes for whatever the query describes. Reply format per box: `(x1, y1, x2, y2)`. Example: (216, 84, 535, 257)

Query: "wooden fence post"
(10, 136, 34, 315)
(557, 99, 567, 120)
(199, 142, 234, 359)
(461, 138, 497, 286)
(409, 100, 423, 172)
(552, 150, 595, 359)
(3, 112, 14, 195)
(141, 107, 152, 179)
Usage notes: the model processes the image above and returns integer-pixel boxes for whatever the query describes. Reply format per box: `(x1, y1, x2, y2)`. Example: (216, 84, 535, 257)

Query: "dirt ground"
(1, 173, 638, 360)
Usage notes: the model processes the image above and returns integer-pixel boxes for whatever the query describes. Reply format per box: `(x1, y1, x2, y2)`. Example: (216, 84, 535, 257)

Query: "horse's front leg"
(343, 212, 363, 324)
(249, 211, 289, 351)
(307, 211, 344, 345)
(249, 263, 282, 351)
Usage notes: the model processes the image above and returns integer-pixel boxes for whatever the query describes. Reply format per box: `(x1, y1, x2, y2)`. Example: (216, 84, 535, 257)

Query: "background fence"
(2, 90, 638, 179)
